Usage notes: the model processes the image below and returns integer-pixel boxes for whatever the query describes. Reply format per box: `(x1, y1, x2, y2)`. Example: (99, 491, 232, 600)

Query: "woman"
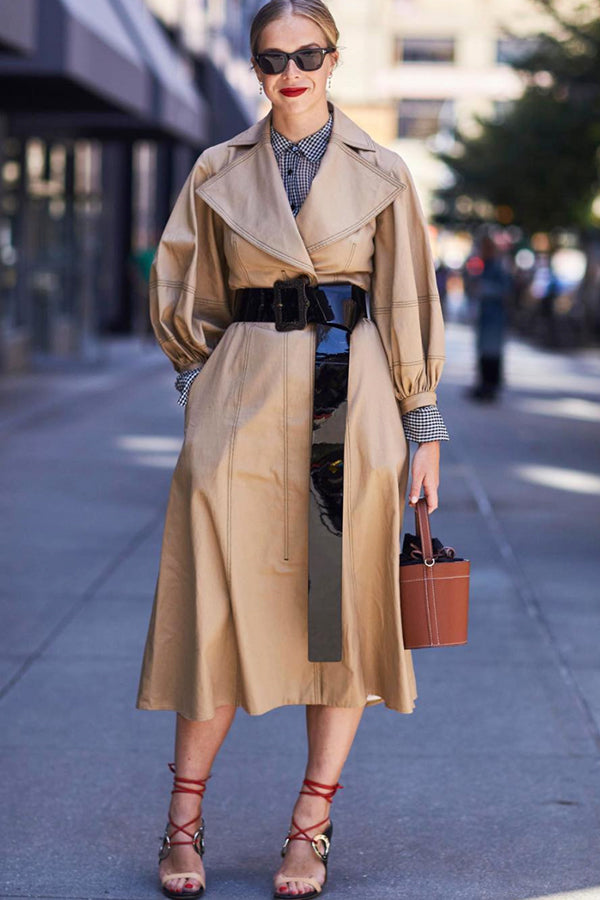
(136, 2, 449, 898)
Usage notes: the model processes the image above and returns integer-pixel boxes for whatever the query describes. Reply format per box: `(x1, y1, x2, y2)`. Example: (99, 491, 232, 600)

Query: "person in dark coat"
(467, 234, 513, 402)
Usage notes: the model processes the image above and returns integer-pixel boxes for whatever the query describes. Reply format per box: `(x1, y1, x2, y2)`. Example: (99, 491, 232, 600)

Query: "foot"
(273, 791, 330, 897)
(159, 789, 205, 896)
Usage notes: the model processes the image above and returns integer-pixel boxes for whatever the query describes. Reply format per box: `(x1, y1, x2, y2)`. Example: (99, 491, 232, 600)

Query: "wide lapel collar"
(295, 103, 407, 252)
(196, 109, 316, 275)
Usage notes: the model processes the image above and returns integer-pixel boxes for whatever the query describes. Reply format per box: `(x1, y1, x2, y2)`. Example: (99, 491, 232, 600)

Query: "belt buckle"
(273, 275, 310, 332)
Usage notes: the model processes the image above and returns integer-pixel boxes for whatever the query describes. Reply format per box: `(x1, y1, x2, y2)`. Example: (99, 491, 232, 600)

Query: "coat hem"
(135, 689, 417, 723)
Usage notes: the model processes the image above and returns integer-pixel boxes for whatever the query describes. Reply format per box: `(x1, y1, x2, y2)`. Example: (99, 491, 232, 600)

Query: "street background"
(1, 322, 599, 900)
(2, 1, 600, 898)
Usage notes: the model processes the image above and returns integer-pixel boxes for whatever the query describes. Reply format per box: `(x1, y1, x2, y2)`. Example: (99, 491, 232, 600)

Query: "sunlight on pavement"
(115, 435, 182, 452)
(115, 434, 181, 468)
(519, 888, 600, 900)
(516, 397, 600, 423)
(515, 464, 600, 495)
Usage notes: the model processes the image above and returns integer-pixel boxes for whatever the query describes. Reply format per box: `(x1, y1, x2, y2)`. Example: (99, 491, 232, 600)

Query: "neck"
(271, 99, 331, 142)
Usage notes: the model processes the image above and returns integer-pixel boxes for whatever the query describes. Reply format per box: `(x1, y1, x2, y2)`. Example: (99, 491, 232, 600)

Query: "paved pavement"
(1, 326, 599, 900)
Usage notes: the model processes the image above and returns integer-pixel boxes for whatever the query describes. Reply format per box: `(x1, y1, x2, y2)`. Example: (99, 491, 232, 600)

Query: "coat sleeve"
(370, 155, 445, 415)
(149, 151, 234, 374)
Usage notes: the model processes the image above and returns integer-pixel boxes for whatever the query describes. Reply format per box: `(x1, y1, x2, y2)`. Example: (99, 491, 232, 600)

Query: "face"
(252, 13, 338, 115)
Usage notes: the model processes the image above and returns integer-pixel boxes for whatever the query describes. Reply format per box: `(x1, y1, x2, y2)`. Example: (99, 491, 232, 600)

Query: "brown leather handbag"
(400, 498, 470, 648)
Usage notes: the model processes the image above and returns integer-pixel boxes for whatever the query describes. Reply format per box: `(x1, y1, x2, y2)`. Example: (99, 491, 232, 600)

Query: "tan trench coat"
(136, 100, 445, 721)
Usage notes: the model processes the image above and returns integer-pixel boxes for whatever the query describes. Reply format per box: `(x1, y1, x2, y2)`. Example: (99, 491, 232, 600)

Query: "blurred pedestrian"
(435, 259, 449, 317)
(467, 233, 513, 402)
(135, 2, 449, 898)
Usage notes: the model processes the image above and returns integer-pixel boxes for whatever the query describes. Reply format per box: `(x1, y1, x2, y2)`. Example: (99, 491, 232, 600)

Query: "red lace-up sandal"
(273, 777, 344, 900)
(158, 761, 210, 899)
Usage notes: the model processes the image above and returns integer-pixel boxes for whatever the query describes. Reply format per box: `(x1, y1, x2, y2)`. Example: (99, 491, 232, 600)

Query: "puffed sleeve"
(149, 151, 234, 374)
(370, 155, 445, 414)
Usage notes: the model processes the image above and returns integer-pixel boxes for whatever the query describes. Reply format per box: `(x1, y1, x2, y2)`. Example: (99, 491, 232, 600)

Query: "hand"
(408, 441, 440, 513)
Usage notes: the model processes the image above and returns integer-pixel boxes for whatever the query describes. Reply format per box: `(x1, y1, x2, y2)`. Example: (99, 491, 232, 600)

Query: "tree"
(435, 0, 600, 234)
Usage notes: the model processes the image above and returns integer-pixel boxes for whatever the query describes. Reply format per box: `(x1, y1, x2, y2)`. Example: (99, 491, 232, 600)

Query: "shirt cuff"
(401, 405, 449, 443)
(175, 367, 203, 407)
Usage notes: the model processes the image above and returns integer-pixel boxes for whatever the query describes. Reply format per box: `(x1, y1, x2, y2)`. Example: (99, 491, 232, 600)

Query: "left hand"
(408, 441, 440, 513)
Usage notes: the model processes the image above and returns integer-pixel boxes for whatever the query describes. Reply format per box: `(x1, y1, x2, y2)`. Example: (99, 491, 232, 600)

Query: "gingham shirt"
(175, 113, 449, 443)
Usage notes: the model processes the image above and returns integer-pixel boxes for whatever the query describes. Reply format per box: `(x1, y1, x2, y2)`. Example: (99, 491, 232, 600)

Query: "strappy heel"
(158, 761, 210, 899)
(273, 777, 344, 900)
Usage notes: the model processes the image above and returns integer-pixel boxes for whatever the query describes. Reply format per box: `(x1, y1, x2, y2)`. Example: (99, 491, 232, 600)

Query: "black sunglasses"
(255, 47, 336, 75)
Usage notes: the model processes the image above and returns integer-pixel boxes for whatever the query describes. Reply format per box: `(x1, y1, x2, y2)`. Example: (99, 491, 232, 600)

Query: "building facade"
(326, 0, 564, 211)
(0, 0, 262, 374)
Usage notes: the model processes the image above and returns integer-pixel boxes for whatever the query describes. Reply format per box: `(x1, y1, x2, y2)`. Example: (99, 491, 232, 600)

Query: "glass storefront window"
(397, 98, 454, 139)
(0, 137, 24, 330)
(0, 134, 104, 352)
(395, 37, 455, 65)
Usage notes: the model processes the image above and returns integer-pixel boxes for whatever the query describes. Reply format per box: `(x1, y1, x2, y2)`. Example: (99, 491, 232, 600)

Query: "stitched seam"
(200, 137, 405, 260)
(197, 145, 312, 269)
(231, 233, 251, 285)
(390, 358, 446, 370)
(428, 569, 440, 644)
(152, 280, 225, 308)
(344, 349, 360, 647)
(401, 574, 469, 583)
(199, 194, 313, 269)
(374, 300, 440, 313)
(376, 303, 440, 311)
(227, 327, 252, 583)
(331, 137, 407, 189)
(306, 175, 403, 251)
(422, 569, 433, 645)
(375, 294, 441, 306)
(343, 240, 358, 271)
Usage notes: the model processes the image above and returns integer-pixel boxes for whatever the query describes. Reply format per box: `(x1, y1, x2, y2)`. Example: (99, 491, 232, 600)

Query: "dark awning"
(114, 0, 208, 145)
(0, 0, 208, 146)
(0, 0, 37, 55)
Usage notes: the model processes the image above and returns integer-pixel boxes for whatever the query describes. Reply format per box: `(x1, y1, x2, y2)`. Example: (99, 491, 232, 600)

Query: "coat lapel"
(295, 114, 406, 252)
(198, 121, 315, 273)
(196, 101, 406, 276)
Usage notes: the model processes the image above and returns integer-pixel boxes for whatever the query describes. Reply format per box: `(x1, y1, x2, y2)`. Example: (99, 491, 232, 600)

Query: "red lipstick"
(280, 87, 308, 97)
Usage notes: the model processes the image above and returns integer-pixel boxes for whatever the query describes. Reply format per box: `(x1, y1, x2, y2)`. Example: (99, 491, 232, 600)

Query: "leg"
(160, 705, 236, 896)
(273, 704, 365, 897)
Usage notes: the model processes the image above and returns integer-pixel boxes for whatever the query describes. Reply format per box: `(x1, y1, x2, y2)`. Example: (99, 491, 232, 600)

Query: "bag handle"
(414, 498, 435, 566)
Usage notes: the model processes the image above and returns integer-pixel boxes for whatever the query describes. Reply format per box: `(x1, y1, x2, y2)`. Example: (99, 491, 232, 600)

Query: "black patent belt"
(234, 278, 369, 663)
(233, 275, 367, 332)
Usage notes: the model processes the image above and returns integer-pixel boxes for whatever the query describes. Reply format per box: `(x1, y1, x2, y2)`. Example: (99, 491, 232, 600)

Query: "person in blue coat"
(467, 233, 513, 402)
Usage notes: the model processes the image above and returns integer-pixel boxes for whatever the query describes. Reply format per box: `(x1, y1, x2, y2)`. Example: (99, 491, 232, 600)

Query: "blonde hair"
(250, 0, 339, 58)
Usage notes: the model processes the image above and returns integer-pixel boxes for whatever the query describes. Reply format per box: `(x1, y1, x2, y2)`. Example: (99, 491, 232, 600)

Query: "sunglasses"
(255, 46, 336, 75)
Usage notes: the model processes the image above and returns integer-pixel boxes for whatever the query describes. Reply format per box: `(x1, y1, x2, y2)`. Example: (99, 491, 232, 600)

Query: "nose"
(282, 56, 302, 76)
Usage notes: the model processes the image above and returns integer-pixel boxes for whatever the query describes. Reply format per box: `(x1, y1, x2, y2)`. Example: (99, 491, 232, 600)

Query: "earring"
(258, 81, 263, 94)
(327, 73, 333, 91)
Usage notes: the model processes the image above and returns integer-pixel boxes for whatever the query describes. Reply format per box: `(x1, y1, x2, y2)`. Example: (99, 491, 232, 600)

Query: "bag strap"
(415, 498, 435, 565)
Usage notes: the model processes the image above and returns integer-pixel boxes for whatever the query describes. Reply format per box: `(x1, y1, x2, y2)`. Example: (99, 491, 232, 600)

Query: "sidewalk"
(1, 325, 599, 900)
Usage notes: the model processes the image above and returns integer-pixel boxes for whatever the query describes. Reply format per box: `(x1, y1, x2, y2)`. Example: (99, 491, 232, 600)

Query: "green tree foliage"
(435, 0, 600, 232)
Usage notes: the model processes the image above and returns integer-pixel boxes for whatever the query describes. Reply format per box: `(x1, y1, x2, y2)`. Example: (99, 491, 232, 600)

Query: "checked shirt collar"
(270, 112, 333, 161)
